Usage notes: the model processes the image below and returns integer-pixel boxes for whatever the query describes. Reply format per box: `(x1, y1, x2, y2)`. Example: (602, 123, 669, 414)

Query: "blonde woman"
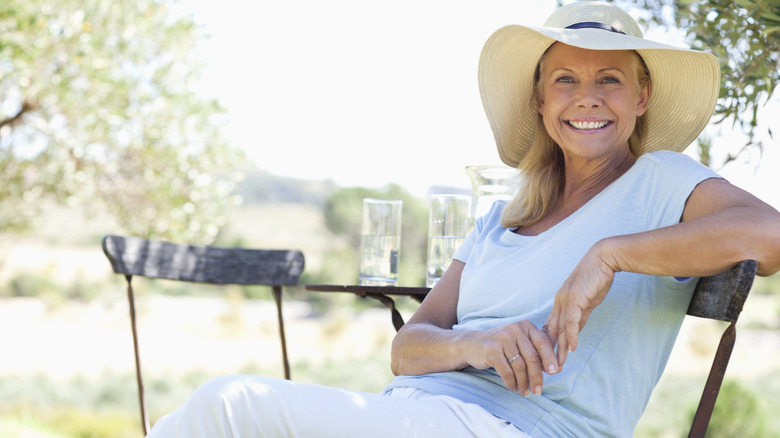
(146, 2, 780, 437)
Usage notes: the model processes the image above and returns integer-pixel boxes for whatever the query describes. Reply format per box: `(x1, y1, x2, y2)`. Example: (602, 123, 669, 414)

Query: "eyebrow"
(548, 66, 627, 75)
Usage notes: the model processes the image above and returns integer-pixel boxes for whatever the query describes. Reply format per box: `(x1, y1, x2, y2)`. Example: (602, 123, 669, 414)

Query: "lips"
(568, 120, 610, 130)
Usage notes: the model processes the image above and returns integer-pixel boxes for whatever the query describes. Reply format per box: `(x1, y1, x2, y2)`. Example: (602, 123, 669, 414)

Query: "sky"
(182, 0, 779, 208)
(184, 0, 555, 195)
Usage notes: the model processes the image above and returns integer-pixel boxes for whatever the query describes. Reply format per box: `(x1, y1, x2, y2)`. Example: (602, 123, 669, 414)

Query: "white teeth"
(569, 121, 608, 130)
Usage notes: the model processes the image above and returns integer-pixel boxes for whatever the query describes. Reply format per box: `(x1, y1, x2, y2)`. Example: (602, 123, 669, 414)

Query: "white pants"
(145, 374, 532, 438)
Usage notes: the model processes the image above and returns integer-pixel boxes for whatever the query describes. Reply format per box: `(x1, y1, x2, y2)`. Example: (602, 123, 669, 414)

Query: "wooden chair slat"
(686, 260, 756, 322)
(102, 234, 304, 285)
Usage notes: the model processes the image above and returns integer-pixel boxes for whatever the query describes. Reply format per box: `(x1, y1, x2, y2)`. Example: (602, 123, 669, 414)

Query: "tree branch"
(0, 100, 38, 133)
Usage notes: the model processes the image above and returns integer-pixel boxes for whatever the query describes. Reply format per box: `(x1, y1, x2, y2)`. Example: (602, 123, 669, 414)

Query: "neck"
(560, 149, 637, 206)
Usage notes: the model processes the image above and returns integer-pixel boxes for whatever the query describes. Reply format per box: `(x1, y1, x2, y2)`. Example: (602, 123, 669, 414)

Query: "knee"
(194, 374, 253, 397)
(149, 375, 281, 437)
(196, 375, 293, 431)
(193, 374, 278, 408)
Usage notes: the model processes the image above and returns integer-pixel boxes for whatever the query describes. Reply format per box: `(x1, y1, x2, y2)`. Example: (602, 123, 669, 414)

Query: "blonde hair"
(501, 48, 651, 229)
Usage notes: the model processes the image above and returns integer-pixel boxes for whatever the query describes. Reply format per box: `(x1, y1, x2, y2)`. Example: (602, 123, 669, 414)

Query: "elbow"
(755, 246, 780, 277)
(755, 234, 780, 276)
(389, 348, 401, 376)
(751, 209, 780, 277)
(756, 261, 780, 278)
(388, 323, 436, 376)
(389, 329, 407, 376)
(390, 357, 402, 376)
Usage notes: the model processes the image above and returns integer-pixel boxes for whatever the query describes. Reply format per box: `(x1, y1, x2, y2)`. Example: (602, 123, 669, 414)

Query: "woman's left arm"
(545, 178, 780, 365)
(608, 177, 780, 277)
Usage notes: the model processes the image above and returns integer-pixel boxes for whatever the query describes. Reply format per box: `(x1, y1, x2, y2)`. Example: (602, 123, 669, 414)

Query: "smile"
(568, 121, 610, 130)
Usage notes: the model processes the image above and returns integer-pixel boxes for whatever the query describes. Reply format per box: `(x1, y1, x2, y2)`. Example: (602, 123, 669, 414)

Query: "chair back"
(102, 234, 304, 436)
(102, 234, 304, 285)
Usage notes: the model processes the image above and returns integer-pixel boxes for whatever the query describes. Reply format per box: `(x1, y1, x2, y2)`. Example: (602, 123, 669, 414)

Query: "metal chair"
(686, 260, 757, 437)
(101, 234, 305, 436)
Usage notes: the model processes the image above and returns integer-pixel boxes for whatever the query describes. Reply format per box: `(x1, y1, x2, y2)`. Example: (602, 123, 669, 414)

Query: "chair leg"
(126, 275, 150, 436)
(688, 321, 737, 438)
(272, 286, 291, 380)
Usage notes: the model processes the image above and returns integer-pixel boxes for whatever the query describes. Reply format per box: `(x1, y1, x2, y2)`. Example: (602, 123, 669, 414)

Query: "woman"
(146, 2, 780, 437)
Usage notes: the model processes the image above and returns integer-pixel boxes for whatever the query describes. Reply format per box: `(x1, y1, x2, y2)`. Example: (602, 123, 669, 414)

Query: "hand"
(543, 244, 617, 366)
(464, 320, 559, 396)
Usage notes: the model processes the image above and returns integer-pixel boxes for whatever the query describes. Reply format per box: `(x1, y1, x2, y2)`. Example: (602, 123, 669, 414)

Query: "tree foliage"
(0, 0, 247, 244)
(688, 379, 767, 437)
(621, 0, 779, 161)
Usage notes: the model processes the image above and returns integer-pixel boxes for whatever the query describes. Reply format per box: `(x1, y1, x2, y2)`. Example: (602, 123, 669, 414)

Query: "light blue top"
(385, 151, 721, 437)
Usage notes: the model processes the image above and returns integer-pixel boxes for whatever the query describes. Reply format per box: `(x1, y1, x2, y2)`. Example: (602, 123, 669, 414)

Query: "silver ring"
(507, 354, 520, 364)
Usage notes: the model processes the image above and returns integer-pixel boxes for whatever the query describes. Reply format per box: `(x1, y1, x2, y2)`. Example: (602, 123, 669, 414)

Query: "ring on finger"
(507, 353, 521, 364)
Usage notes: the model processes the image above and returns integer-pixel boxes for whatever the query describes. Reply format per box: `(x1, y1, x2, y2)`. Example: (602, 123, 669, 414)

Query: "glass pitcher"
(465, 165, 520, 219)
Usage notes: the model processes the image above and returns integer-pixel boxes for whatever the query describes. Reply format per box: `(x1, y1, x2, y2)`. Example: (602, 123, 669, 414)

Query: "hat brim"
(478, 25, 721, 167)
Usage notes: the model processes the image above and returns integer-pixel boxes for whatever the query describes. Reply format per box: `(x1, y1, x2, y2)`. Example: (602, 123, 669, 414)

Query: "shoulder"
(469, 200, 509, 238)
(637, 150, 704, 170)
(475, 200, 508, 226)
(634, 150, 721, 186)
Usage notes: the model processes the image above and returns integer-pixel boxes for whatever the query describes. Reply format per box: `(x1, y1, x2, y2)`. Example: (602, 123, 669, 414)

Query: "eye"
(555, 75, 575, 83)
(601, 76, 621, 84)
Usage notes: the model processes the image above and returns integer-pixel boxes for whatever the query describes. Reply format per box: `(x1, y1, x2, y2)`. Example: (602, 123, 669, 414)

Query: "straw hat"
(478, 1, 720, 168)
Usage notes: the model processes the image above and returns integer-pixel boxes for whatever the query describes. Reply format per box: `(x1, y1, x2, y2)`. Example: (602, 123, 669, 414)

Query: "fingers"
(545, 245, 617, 365)
(558, 306, 582, 365)
(541, 316, 559, 354)
(556, 330, 569, 366)
(565, 308, 583, 352)
(494, 351, 522, 394)
(495, 322, 559, 396)
(543, 305, 569, 367)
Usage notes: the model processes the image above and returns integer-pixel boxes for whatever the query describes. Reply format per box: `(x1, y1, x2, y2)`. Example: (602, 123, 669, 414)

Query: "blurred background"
(0, 0, 778, 437)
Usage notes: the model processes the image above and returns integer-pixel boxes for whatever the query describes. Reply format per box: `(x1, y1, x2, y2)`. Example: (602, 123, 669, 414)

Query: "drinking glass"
(426, 194, 472, 287)
(359, 199, 403, 286)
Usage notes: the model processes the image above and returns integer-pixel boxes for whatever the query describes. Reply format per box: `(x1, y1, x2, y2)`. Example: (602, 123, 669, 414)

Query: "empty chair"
(102, 234, 305, 435)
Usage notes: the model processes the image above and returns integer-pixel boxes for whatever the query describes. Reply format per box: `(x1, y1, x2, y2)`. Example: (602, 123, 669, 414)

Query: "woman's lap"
(145, 374, 531, 438)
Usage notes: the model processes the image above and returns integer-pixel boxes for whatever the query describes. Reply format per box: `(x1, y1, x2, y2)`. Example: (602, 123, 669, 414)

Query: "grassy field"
(1, 203, 778, 437)
(1, 293, 777, 437)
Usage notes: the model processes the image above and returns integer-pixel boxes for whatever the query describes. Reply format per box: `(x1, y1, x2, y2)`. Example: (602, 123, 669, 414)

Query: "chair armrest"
(686, 260, 757, 323)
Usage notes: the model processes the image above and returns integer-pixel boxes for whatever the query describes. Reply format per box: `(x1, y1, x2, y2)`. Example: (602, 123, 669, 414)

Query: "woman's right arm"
(390, 260, 559, 396)
(390, 260, 467, 375)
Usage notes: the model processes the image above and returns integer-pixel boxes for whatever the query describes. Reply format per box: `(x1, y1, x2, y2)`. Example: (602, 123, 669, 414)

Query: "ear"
(636, 81, 651, 116)
(537, 95, 545, 115)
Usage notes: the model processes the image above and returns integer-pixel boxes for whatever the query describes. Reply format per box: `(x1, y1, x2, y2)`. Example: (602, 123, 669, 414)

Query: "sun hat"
(478, 1, 721, 168)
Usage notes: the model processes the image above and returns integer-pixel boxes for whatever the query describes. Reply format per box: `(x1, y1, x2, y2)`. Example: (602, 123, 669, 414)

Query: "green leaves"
(0, 0, 247, 244)
(624, 0, 778, 163)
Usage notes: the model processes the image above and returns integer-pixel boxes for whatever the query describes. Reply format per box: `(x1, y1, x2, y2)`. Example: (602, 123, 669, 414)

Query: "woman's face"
(536, 43, 650, 164)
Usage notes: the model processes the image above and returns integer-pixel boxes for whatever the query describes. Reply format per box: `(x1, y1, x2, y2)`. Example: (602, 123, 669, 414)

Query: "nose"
(575, 83, 602, 109)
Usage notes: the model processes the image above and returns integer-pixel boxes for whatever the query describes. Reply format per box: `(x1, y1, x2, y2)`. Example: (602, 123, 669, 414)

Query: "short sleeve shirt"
(385, 151, 721, 437)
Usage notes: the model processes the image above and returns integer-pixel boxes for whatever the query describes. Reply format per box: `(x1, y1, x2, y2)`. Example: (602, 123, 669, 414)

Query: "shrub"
(687, 380, 766, 438)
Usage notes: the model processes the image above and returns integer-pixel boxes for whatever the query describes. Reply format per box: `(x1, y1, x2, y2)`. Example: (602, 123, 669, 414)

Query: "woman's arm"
(390, 260, 465, 375)
(391, 260, 559, 396)
(545, 178, 780, 364)
(609, 178, 780, 277)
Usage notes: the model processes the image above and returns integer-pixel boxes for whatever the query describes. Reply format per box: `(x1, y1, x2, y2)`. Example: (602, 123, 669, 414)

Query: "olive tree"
(0, 0, 247, 244)
(619, 0, 779, 165)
